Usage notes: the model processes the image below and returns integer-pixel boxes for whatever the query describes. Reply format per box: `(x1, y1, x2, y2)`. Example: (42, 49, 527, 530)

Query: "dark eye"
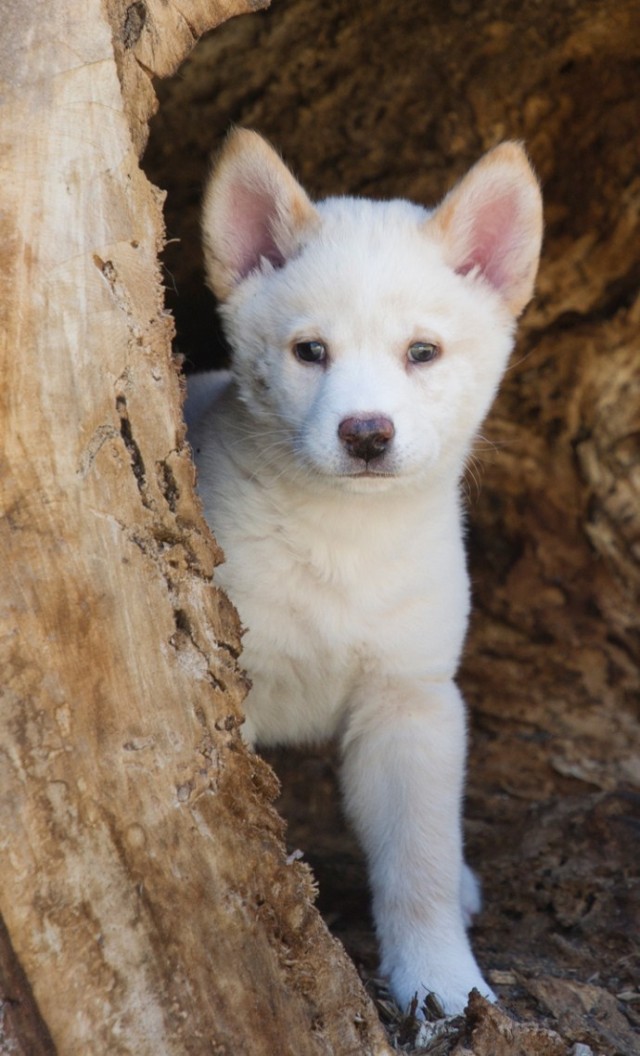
(293, 340, 328, 365)
(408, 341, 440, 364)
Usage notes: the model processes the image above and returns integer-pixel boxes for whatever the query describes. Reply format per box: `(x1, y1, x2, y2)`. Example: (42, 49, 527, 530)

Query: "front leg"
(340, 676, 494, 1016)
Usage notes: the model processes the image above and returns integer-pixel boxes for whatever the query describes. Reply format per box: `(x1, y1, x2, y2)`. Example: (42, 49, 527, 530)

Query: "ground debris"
(449, 991, 571, 1056)
(361, 980, 581, 1055)
(362, 973, 465, 1053)
(359, 976, 630, 1055)
(524, 976, 640, 1056)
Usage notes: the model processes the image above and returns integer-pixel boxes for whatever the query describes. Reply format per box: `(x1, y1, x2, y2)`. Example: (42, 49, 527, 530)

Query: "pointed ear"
(202, 128, 320, 300)
(427, 142, 543, 316)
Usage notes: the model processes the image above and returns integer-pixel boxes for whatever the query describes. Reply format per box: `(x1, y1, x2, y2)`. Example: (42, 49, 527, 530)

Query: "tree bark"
(0, 2, 391, 1053)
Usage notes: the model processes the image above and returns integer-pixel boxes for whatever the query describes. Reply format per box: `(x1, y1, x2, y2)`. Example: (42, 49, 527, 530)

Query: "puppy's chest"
(212, 488, 468, 744)
(217, 519, 415, 742)
(221, 517, 397, 645)
(216, 496, 464, 665)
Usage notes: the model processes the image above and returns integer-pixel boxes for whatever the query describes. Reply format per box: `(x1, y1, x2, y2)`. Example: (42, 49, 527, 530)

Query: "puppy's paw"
(386, 949, 496, 1018)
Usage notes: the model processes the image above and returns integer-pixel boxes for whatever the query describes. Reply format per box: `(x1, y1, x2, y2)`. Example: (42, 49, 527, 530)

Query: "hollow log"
(145, 2, 640, 1053)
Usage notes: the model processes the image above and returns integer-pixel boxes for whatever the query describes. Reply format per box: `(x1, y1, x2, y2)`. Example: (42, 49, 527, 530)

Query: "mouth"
(338, 468, 396, 478)
(298, 448, 403, 483)
(337, 451, 398, 478)
(331, 465, 403, 488)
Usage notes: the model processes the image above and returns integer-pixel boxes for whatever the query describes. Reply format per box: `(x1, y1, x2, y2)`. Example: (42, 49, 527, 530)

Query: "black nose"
(338, 415, 395, 463)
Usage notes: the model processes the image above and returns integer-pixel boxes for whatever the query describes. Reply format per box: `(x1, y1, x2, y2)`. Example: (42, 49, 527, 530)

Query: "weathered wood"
(0, 2, 392, 1053)
(0, 915, 56, 1056)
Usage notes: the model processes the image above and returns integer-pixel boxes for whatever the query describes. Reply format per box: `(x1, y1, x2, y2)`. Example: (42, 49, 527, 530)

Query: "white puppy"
(187, 130, 542, 1017)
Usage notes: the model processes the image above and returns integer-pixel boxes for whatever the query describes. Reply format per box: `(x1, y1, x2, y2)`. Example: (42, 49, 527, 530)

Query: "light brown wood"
(0, 2, 392, 1053)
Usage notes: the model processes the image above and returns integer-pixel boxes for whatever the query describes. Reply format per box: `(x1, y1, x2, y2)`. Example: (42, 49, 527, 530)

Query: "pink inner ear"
(455, 187, 521, 293)
(227, 182, 285, 281)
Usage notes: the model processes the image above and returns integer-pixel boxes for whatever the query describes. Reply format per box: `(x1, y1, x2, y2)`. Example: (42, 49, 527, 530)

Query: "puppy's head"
(202, 130, 542, 489)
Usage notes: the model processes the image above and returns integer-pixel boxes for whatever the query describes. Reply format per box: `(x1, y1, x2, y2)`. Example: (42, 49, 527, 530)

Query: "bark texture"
(0, 2, 391, 1054)
(145, 1, 640, 1053)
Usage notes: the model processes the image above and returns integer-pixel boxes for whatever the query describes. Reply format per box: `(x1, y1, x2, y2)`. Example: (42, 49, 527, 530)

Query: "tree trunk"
(0, 2, 391, 1053)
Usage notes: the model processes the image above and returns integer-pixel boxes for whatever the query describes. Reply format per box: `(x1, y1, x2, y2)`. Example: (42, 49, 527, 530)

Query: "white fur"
(187, 131, 542, 1017)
